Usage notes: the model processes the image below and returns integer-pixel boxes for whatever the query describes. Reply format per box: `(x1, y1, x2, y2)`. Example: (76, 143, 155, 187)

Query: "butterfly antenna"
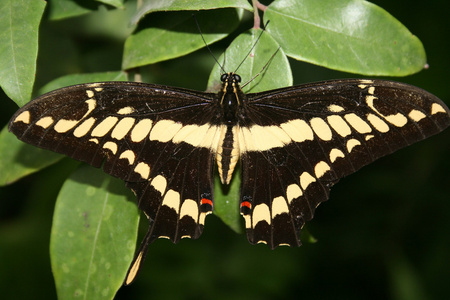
(234, 20, 270, 73)
(193, 14, 226, 74)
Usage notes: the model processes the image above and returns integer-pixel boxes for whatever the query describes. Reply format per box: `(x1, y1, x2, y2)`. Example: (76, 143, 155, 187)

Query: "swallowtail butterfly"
(8, 73, 450, 284)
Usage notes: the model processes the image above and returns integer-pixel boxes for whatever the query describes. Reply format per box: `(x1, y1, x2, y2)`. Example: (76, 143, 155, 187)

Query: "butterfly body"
(9, 74, 450, 284)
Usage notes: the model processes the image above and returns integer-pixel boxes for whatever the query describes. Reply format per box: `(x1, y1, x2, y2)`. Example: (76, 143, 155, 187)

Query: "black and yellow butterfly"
(9, 72, 450, 284)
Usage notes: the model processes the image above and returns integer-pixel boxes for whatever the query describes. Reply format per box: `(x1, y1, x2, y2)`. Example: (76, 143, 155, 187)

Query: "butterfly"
(8, 72, 450, 284)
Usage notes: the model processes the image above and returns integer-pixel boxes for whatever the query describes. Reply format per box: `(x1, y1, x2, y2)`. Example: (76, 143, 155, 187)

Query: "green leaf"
(123, 9, 241, 69)
(265, 0, 426, 76)
(214, 167, 242, 234)
(0, 126, 63, 186)
(0, 0, 46, 106)
(207, 28, 293, 93)
(131, 0, 252, 24)
(47, 0, 98, 20)
(81, 2, 137, 40)
(38, 71, 128, 95)
(96, 0, 124, 9)
(50, 166, 139, 300)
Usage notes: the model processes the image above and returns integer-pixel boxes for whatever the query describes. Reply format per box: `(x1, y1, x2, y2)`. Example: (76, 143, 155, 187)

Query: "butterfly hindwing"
(124, 145, 215, 285)
(239, 79, 450, 248)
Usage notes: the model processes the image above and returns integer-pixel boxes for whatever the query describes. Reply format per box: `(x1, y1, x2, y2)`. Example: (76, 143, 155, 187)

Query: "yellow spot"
(252, 204, 271, 227)
(150, 120, 182, 142)
(310, 117, 333, 141)
(84, 99, 97, 115)
(86, 83, 100, 88)
(134, 162, 150, 179)
(180, 199, 199, 220)
(199, 210, 211, 226)
(14, 111, 31, 124)
(203, 125, 224, 149)
(94, 87, 103, 92)
(346, 139, 361, 153)
(286, 184, 302, 203)
(368, 86, 375, 95)
(314, 161, 330, 178)
(367, 114, 389, 133)
(36, 116, 54, 128)
(150, 175, 167, 195)
(408, 110, 426, 122)
(365, 135, 375, 141)
(280, 119, 314, 142)
(328, 104, 345, 113)
(103, 141, 118, 154)
(327, 115, 352, 137)
(242, 214, 251, 229)
(117, 107, 135, 115)
(125, 251, 143, 285)
(86, 90, 94, 98)
(111, 117, 135, 140)
(240, 125, 291, 152)
(266, 125, 292, 144)
(119, 150, 136, 165)
(89, 138, 99, 144)
(329, 148, 345, 163)
(162, 190, 180, 213)
(300, 172, 316, 191)
(431, 103, 446, 115)
(344, 113, 372, 134)
(91, 116, 119, 137)
(238, 127, 254, 153)
(131, 119, 152, 142)
(271, 196, 289, 217)
(385, 113, 408, 127)
(173, 124, 221, 149)
(360, 79, 374, 84)
(73, 117, 96, 137)
(54, 119, 78, 133)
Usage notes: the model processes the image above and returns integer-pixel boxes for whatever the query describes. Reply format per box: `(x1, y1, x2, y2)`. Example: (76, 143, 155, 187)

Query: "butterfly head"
(220, 72, 241, 93)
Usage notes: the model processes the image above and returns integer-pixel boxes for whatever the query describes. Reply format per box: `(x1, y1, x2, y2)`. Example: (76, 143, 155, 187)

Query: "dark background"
(1, 0, 449, 299)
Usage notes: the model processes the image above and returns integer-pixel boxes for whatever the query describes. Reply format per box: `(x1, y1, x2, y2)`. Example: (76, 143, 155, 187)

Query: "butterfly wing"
(9, 81, 222, 282)
(239, 79, 450, 248)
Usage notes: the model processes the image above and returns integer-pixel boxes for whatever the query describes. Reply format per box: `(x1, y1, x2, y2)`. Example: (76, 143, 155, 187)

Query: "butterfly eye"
(234, 74, 241, 83)
(220, 74, 228, 82)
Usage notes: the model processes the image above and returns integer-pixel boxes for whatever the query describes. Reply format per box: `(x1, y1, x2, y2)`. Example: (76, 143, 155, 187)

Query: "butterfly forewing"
(8, 76, 450, 282)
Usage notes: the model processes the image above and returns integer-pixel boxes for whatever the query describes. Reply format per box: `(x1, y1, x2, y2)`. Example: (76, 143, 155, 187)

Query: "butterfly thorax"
(216, 72, 244, 185)
(219, 72, 244, 124)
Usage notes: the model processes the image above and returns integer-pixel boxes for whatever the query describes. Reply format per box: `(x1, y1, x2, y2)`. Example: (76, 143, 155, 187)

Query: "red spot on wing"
(240, 201, 252, 209)
(201, 198, 213, 207)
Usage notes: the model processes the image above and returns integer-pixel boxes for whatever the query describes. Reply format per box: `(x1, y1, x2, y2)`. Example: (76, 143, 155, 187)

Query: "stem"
(252, 0, 267, 29)
(252, 0, 261, 29)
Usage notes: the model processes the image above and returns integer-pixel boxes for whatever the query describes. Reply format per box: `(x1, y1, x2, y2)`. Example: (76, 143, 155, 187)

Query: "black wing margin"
(239, 79, 450, 249)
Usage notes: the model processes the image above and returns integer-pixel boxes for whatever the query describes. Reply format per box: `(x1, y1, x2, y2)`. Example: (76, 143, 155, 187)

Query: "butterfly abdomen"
(216, 125, 240, 184)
